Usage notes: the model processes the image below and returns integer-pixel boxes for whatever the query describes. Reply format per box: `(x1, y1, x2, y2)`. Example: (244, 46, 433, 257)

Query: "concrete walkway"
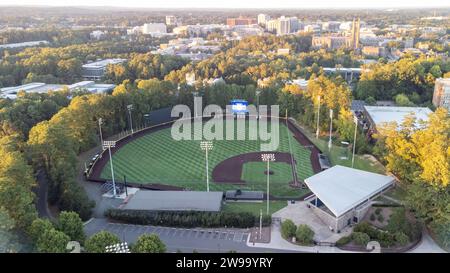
(272, 201, 352, 243)
(247, 223, 447, 253)
(247, 222, 358, 253)
(407, 229, 447, 253)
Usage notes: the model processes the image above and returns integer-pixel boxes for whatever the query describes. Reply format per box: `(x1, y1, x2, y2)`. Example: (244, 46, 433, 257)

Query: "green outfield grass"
(100, 120, 313, 198)
(222, 201, 288, 216)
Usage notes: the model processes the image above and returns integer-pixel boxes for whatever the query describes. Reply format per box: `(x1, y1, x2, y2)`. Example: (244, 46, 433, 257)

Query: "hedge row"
(105, 209, 272, 228)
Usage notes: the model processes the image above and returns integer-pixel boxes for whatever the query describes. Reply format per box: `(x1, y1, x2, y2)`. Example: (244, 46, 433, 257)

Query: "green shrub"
(281, 220, 297, 239)
(394, 232, 409, 246)
(295, 224, 315, 245)
(132, 234, 166, 253)
(84, 231, 121, 253)
(430, 221, 450, 251)
(105, 209, 271, 228)
(352, 232, 370, 246)
(378, 232, 396, 247)
(28, 218, 54, 243)
(58, 180, 95, 220)
(386, 208, 421, 240)
(377, 214, 384, 223)
(375, 208, 382, 215)
(335, 236, 352, 246)
(353, 222, 372, 233)
(370, 214, 376, 221)
(57, 211, 85, 243)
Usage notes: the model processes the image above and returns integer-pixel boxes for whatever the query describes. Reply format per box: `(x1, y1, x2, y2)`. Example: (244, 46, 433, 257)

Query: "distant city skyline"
(1, 0, 449, 9)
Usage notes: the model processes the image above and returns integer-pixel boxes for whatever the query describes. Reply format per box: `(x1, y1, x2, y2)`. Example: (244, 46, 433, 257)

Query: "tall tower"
(351, 18, 360, 50)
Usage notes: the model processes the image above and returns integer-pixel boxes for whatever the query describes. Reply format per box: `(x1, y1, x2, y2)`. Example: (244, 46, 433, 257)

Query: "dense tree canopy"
(356, 55, 450, 104)
(377, 108, 450, 249)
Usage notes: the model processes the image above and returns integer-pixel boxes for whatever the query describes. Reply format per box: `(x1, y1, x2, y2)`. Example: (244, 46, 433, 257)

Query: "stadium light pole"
(315, 95, 321, 139)
(200, 141, 213, 192)
(98, 118, 104, 145)
(261, 153, 275, 215)
(259, 209, 263, 240)
(143, 114, 150, 127)
(103, 140, 117, 197)
(328, 109, 333, 151)
(127, 104, 134, 134)
(192, 92, 199, 118)
(255, 90, 261, 118)
(352, 116, 358, 168)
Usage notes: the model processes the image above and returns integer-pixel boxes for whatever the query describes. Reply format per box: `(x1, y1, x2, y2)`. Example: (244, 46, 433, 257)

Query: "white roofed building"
(304, 165, 394, 232)
(363, 106, 432, 135)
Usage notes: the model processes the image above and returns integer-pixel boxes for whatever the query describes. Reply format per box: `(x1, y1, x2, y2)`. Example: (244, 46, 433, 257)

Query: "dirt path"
(212, 152, 297, 184)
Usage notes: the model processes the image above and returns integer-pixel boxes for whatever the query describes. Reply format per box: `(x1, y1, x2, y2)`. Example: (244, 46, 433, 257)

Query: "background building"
(0, 81, 116, 99)
(142, 23, 167, 35)
(277, 16, 299, 35)
(266, 19, 279, 33)
(362, 46, 386, 57)
(305, 165, 394, 233)
(433, 78, 450, 112)
(257, 14, 270, 26)
(165, 15, 178, 26)
(226, 16, 257, 27)
(312, 36, 348, 49)
(82, 59, 126, 81)
(350, 18, 361, 50)
(363, 106, 433, 135)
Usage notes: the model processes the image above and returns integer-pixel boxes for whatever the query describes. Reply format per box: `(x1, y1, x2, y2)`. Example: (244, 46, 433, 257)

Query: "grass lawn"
(296, 122, 386, 174)
(100, 120, 313, 198)
(241, 162, 296, 197)
(222, 201, 288, 216)
(383, 186, 407, 201)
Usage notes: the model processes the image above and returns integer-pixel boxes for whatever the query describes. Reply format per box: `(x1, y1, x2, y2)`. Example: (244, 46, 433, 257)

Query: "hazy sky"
(0, 0, 449, 9)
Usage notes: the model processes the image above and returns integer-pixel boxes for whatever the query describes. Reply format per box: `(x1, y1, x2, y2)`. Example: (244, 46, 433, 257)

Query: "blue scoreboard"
(230, 99, 248, 114)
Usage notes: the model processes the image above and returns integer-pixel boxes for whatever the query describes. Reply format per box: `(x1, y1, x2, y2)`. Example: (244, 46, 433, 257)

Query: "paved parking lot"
(103, 222, 249, 243)
(85, 218, 270, 253)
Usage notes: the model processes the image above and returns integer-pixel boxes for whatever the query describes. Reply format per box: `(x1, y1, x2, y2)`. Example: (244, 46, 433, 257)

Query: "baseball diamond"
(89, 118, 322, 198)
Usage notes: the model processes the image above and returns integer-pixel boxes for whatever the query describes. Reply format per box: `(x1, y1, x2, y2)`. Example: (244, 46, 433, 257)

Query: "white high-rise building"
(166, 15, 178, 26)
(433, 78, 450, 112)
(257, 14, 270, 26)
(266, 19, 279, 33)
(277, 16, 299, 35)
(142, 23, 167, 35)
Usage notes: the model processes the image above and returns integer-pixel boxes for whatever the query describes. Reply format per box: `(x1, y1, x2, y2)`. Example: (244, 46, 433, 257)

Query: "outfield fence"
(86, 114, 322, 198)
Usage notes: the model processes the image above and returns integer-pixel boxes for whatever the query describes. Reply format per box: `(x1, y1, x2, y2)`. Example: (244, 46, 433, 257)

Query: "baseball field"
(99, 119, 315, 198)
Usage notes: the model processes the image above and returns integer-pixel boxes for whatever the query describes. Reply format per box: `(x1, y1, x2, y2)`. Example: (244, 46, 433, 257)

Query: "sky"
(0, 0, 449, 9)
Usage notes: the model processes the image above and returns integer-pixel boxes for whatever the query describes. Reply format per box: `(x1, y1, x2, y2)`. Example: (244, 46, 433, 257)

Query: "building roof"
(351, 100, 366, 112)
(364, 106, 432, 128)
(305, 165, 394, 217)
(0, 82, 65, 99)
(82, 59, 126, 69)
(122, 190, 223, 212)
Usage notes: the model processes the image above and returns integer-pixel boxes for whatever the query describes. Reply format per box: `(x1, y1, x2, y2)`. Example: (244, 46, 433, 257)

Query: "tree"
(281, 219, 296, 239)
(0, 136, 37, 228)
(84, 231, 120, 253)
(395, 93, 414, 106)
(36, 228, 70, 253)
(295, 224, 315, 245)
(28, 218, 54, 243)
(57, 211, 85, 243)
(380, 108, 449, 247)
(131, 234, 166, 253)
(352, 232, 370, 246)
(0, 208, 22, 253)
